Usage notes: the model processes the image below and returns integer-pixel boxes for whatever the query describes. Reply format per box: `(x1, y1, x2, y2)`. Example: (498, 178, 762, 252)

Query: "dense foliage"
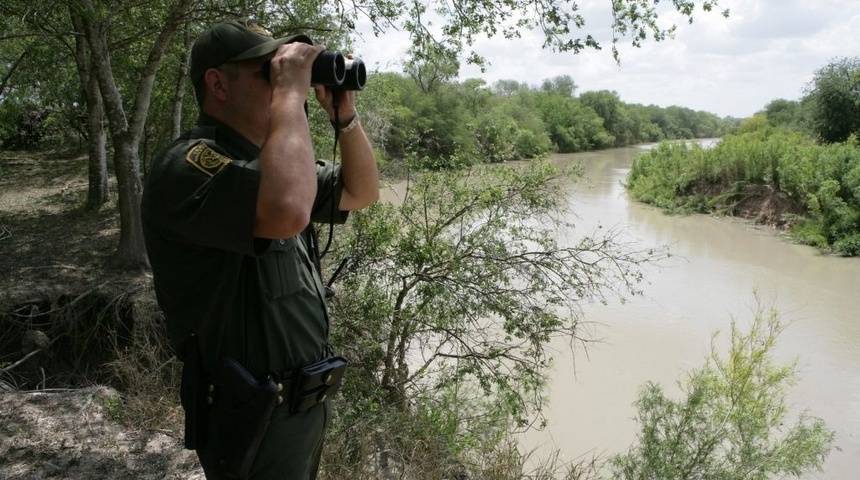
(626, 56, 860, 257)
(347, 73, 735, 170)
(626, 122, 860, 255)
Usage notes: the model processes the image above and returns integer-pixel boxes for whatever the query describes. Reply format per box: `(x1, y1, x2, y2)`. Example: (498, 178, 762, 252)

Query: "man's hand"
(313, 54, 359, 123)
(268, 42, 326, 93)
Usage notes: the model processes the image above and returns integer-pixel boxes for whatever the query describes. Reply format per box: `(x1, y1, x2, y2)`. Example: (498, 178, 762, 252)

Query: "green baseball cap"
(190, 18, 312, 84)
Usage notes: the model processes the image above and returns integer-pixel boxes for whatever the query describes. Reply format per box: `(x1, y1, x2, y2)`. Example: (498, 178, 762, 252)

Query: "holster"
(180, 335, 347, 477)
(292, 355, 348, 413)
(209, 357, 279, 480)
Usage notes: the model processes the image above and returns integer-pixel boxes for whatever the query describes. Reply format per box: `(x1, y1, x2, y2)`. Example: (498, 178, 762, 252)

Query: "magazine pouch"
(210, 357, 278, 479)
(181, 333, 208, 450)
(292, 355, 348, 413)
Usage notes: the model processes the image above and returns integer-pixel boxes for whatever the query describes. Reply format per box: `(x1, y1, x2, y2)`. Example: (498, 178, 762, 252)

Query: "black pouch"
(292, 356, 348, 413)
(181, 360, 208, 450)
(210, 357, 278, 480)
(181, 333, 207, 450)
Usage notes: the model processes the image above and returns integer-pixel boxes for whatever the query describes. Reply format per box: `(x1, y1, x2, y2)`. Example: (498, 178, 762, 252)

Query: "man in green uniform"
(141, 18, 379, 480)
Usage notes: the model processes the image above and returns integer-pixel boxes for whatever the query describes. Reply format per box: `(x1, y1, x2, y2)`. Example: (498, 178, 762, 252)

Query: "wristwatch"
(331, 113, 360, 134)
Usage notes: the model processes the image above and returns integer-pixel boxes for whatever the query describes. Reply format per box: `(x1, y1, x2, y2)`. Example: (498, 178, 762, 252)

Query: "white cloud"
(351, 0, 860, 118)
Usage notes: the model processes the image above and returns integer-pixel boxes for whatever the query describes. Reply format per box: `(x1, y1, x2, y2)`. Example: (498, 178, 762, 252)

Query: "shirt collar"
(194, 112, 261, 160)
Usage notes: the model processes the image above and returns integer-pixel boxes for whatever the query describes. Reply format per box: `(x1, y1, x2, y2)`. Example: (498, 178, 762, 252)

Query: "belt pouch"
(181, 334, 207, 450)
(210, 357, 278, 479)
(292, 356, 348, 413)
(181, 360, 208, 449)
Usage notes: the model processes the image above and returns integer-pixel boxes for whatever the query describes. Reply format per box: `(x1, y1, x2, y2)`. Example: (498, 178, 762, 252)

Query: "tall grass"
(626, 128, 860, 256)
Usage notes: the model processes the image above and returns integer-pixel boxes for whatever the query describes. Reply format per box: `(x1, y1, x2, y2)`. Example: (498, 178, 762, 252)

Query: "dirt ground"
(0, 149, 205, 479)
(0, 386, 204, 479)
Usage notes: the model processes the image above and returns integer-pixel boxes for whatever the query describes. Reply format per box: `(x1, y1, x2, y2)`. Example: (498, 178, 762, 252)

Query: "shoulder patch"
(185, 141, 231, 177)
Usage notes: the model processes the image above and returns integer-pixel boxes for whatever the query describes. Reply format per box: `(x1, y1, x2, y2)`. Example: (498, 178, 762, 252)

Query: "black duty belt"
(205, 355, 348, 414)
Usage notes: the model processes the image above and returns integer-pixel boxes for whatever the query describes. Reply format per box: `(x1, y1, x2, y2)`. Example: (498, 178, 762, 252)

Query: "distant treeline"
(330, 72, 737, 170)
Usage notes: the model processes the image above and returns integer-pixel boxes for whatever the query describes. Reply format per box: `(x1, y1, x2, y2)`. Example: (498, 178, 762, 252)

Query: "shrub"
(610, 299, 834, 480)
(1, 106, 52, 150)
(626, 131, 860, 255)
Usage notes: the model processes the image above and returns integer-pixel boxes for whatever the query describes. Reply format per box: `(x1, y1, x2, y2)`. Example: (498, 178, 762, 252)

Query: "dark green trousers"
(197, 401, 329, 480)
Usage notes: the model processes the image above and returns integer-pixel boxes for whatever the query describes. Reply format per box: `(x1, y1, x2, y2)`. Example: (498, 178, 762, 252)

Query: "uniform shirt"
(142, 113, 347, 377)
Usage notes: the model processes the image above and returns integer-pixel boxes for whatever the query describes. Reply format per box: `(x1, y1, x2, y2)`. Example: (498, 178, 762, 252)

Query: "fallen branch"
(1, 281, 111, 378)
(0, 336, 59, 376)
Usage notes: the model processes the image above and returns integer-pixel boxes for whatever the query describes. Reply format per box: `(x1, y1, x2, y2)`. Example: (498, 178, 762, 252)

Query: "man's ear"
(204, 68, 228, 102)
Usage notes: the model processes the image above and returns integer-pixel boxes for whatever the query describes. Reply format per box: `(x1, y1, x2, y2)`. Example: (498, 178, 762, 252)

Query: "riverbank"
(626, 130, 860, 256)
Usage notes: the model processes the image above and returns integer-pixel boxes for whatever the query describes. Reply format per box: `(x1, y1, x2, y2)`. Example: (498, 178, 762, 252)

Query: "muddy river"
(518, 145, 860, 478)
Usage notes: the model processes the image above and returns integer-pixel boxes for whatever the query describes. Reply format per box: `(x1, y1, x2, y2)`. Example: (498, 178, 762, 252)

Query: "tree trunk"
(75, 3, 144, 269)
(0, 49, 28, 99)
(73, 0, 192, 270)
(109, 133, 149, 269)
(81, 50, 109, 210)
(70, 6, 109, 210)
(84, 71, 109, 211)
(170, 24, 193, 141)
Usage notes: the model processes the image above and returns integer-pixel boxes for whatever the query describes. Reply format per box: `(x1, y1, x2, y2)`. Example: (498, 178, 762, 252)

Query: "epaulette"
(185, 141, 232, 177)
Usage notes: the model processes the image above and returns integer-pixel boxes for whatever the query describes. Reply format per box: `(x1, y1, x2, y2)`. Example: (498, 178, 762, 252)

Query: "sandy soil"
(0, 386, 204, 479)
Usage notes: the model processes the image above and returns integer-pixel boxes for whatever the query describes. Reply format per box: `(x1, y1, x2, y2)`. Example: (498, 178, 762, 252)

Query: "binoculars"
(262, 51, 366, 90)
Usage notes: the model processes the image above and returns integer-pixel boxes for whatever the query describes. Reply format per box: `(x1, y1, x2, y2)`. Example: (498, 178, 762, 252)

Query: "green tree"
(72, 0, 194, 269)
(403, 40, 460, 94)
(762, 98, 802, 130)
(458, 78, 493, 117)
(493, 89, 554, 158)
(803, 56, 860, 143)
(580, 89, 627, 146)
(326, 161, 668, 475)
(535, 92, 613, 152)
(356, 71, 420, 164)
(493, 79, 531, 97)
(541, 75, 578, 97)
(407, 82, 476, 164)
(473, 114, 519, 162)
(462, 78, 552, 161)
(610, 299, 834, 480)
(0, 4, 96, 155)
(625, 104, 665, 143)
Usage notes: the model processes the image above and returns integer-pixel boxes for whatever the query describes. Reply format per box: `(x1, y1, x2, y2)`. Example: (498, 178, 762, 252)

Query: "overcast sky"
(351, 0, 860, 118)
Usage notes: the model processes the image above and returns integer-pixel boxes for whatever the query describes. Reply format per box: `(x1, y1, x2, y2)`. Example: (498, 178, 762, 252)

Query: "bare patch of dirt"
(0, 149, 124, 301)
(731, 184, 802, 230)
(0, 386, 203, 479)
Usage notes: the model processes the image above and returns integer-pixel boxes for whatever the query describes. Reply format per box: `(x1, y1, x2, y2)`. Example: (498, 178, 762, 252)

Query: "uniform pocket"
(259, 238, 302, 299)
